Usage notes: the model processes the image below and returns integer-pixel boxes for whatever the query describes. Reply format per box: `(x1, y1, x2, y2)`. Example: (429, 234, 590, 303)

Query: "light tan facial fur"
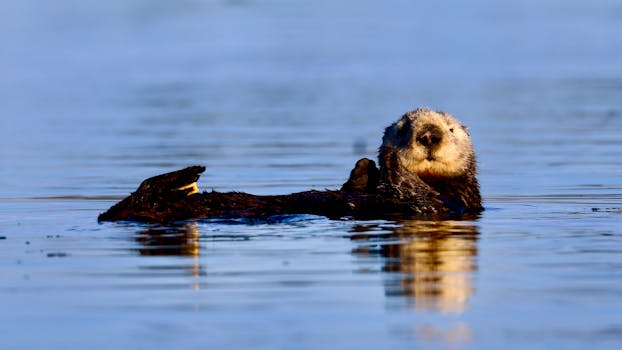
(381, 109, 474, 179)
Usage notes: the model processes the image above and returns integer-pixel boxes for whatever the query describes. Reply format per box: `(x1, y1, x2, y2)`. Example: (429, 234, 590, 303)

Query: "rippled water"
(1, 1, 622, 349)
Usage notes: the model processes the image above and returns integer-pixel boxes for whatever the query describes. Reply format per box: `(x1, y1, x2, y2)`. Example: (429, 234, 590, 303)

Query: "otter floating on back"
(99, 108, 482, 223)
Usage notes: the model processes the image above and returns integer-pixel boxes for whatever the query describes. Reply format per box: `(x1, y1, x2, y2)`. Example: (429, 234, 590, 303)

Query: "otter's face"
(382, 109, 475, 179)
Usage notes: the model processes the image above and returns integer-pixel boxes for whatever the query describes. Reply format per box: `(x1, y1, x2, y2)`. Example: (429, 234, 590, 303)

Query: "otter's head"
(381, 108, 475, 180)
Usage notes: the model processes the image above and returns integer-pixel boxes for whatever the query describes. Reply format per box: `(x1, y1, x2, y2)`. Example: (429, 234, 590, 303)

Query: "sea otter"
(98, 108, 482, 223)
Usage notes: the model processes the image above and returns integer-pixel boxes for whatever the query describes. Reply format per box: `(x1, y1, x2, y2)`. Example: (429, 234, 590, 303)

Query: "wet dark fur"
(99, 111, 482, 224)
(97, 165, 446, 223)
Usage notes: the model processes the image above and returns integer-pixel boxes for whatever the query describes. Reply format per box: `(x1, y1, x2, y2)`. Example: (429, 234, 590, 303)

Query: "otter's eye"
(449, 128, 454, 133)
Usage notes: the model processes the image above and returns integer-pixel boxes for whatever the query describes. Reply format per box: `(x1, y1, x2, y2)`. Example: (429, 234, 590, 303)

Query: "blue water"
(1, 1, 622, 349)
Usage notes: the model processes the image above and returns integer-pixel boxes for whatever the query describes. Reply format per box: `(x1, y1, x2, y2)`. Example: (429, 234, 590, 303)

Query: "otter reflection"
(134, 223, 204, 286)
(352, 219, 479, 314)
(135, 223, 201, 256)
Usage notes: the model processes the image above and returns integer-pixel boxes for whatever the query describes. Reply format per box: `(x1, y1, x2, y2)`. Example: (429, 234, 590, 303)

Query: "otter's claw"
(175, 182, 199, 195)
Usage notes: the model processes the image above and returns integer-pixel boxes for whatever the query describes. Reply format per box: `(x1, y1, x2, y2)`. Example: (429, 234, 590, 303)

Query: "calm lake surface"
(1, 1, 622, 349)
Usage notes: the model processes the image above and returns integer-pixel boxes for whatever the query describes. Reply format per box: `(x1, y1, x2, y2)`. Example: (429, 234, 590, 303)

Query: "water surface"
(1, 1, 622, 349)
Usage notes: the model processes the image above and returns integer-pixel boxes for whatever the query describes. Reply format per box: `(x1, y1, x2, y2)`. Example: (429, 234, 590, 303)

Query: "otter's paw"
(341, 158, 380, 193)
(136, 165, 205, 197)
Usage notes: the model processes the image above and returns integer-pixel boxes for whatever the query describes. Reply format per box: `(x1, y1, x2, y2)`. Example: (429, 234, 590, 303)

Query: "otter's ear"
(395, 119, 407, 136)
(383, 121, 399, 142)
(461, 124, 470, 136)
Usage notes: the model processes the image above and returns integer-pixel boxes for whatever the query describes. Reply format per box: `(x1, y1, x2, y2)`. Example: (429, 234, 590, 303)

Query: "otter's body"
(99, 109, 482, 223)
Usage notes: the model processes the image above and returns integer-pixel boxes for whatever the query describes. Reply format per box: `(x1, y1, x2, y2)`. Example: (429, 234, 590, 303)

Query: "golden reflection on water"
(414, 321, 473, 344)
(135, 223, 201, 257)
(132, 218, 478, 325)
(352, 219, 479, 314)
(135, 223, 203, 288)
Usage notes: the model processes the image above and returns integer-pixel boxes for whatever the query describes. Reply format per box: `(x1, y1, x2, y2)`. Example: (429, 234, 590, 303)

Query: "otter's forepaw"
(341, 158, 380, 193)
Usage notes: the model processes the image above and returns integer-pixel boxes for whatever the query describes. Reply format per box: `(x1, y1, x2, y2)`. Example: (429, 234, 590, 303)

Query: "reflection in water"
(352, 219, 479, 314)
(135, 223, 201, 257)
(135, 223, 203, 286)
(413, 321, 472, 344)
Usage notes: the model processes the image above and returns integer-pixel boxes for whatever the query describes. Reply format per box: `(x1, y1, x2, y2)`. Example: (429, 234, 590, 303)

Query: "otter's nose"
(416, 124, 443, 147)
